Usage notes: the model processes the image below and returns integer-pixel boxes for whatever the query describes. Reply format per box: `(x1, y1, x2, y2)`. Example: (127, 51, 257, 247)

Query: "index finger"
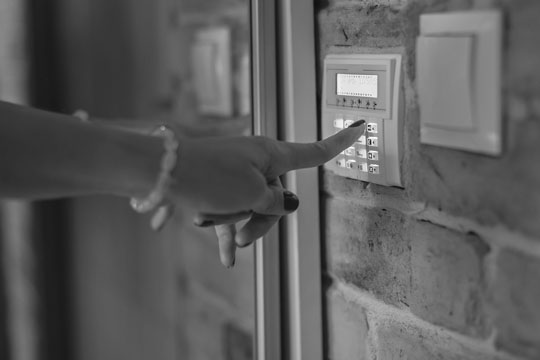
(270, 120, 365, 175)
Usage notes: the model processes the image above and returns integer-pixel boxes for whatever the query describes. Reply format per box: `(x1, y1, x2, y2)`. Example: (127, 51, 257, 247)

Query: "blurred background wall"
(57, 0, 254, 360)
(1, 0, 254, 360)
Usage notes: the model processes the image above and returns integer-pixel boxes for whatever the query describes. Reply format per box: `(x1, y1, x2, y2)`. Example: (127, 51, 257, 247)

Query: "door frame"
(252, 1, 322, 359)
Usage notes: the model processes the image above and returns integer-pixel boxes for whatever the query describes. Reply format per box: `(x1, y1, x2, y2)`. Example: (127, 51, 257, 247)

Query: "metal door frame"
(252, 1, 322, 359)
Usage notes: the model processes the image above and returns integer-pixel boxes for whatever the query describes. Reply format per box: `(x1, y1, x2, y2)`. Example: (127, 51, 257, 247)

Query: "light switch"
(417, 36, 474, 130)
(192, 42, 219, 105)
(417, 11, 502, 155)
(191, 27, 232, 116)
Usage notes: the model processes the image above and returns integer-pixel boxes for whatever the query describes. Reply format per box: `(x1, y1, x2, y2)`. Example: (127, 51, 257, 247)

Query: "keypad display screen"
(336, 74, 378, 98)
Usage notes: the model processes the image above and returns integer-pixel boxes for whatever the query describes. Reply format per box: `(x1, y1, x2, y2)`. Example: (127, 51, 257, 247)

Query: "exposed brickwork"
(325, 197, 492, 338)
(326, 287, 370, 360)
(317, 1, 540, 237)
(494, 250, 540, 359)
(409, 222, 491, 338)
(324, 197, 411, 308)
(376, 323, 506, 360)
(318, 1, 540, 359)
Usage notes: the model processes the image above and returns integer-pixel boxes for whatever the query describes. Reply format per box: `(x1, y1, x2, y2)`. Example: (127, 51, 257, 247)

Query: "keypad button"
(357, 135, 366, 145)
(333, 118, 344, 129)
(336, 158, 346, 168)
(345, 160, 356, 169)
(368, 164, 380, 174)
(344, 147, 355, 156)
(367, 150, 379, 161)
(367, 137, 378, 147)
(344, 119, 355, 128)
(356, 148, 367, 159)
(367, 123, 378, 133)
(359, 162, 368, 172)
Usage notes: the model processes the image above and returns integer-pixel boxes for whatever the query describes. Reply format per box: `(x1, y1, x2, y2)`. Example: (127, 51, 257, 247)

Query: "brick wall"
(316, 1, 540, 359)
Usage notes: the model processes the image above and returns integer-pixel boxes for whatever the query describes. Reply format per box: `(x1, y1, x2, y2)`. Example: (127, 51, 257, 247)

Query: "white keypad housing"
(322, 54, 403, 187)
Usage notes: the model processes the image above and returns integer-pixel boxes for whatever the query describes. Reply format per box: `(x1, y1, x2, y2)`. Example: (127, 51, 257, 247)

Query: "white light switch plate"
(417, 10, 502, 155)
(191, 27, 232, 116)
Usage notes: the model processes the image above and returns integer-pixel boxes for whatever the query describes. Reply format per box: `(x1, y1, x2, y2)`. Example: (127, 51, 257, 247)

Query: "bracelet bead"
(130, 125, 179, 214)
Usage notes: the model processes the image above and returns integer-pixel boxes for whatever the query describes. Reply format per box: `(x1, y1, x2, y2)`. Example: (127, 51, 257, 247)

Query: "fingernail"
(194, 220, 214, 227)
(284, 191, 299, 212)
(348, 119, 365, 128)
(151, 219, 166, 232)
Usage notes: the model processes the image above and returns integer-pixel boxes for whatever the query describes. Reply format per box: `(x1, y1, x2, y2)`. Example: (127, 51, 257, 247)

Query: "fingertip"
(226, 257, 236, 269)
(216, 224, 237, 268)
(348, 119, 365, 128)
(221, 252, 235, 268)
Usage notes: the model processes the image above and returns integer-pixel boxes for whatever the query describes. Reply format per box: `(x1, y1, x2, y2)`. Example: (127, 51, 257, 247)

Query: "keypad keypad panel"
(329, 116, 385, 182)
(322, 54, 403, 187)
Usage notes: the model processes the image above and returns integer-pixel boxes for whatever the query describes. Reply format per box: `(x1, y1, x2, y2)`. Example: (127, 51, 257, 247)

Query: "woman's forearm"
(0, 101, 163, 200)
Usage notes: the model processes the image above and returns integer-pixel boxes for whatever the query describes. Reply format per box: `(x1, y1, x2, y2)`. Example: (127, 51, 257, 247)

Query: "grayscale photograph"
(0, 1, 538, 360)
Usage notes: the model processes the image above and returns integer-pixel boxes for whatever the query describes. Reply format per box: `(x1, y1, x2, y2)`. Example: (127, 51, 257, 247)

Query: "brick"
(376, 323, 505, 360)
(324, 196, 491, 336)
(325, 288, 370, 360)
(317, 2, 540, 238)
(410, 222, 490, 338)
(409, 118, 540, 239)
(324, 196, 412, 308)
(503, 0, 540, 92)
(494, 249, 540, 359)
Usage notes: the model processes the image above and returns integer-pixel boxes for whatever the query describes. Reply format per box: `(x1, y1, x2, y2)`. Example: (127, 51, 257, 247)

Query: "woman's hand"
(153, 120, 366, 267)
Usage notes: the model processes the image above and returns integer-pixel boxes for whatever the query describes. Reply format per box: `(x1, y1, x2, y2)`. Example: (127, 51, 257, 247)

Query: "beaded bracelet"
(130, 125, 179, 214)
(73, 110, 178, 217)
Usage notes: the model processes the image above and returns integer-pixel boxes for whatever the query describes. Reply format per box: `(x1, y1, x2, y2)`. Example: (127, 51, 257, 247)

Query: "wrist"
(99, 128, 164, 199)
(130, 126, 179, 213)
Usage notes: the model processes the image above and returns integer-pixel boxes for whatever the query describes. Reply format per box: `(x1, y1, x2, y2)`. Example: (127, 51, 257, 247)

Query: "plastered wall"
(316, 1, 540, 359)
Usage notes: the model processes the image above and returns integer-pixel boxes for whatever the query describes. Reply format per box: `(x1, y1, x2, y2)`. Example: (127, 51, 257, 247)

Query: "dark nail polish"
(284, 191, 300, 212)
(195, 220, 214, 227)
(349, 119, 365, 128)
